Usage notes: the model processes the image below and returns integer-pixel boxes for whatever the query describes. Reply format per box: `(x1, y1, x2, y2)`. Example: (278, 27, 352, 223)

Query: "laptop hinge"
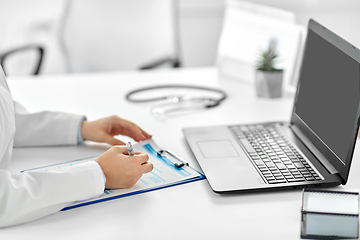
(290, 125, 338, 174)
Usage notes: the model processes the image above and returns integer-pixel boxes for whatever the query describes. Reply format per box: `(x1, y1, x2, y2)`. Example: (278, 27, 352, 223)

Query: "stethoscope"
(125, 85, 227, 116)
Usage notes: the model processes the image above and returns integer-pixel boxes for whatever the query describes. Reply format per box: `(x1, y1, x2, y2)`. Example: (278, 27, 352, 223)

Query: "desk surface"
(3, 67, 360, 239)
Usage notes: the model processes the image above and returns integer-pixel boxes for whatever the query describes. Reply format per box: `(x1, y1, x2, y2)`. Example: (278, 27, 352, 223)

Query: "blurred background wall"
(0, 0, 359, 74)
(179, 0, 360, 67)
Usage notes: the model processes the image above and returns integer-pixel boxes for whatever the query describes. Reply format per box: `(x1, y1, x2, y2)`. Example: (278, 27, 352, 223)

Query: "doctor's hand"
(96, 145, 153, 189)
(81, 115, 151, 145)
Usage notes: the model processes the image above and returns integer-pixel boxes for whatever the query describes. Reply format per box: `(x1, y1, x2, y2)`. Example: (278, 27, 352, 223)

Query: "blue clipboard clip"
(157, 149, 189, 168)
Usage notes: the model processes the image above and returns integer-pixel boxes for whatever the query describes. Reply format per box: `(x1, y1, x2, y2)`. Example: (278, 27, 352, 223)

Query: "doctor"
(0, 67, 153, 228)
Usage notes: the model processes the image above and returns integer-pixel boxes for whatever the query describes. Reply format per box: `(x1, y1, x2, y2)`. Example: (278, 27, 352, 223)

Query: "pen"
(126, 142, 135, 156)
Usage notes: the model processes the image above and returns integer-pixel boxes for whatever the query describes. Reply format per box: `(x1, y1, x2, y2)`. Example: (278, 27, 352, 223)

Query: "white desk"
(3, 67, 360, 239)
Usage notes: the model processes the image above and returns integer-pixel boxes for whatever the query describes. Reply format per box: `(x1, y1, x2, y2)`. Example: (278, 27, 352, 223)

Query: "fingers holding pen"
(113, 144, 149, 162)
(96, 145, 153, 189)
(129, 152, 153, 172)
(134, 152, 149, 164)
(141, 162, 154, 173)
(113, 145, 150, 164)
(128, 152, 153, 173)
(112, 145, 131, 155)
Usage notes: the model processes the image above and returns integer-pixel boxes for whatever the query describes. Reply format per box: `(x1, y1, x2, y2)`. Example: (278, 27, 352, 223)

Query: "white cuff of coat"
(77, 116, 86, 144)
(95, 161, 106, 185)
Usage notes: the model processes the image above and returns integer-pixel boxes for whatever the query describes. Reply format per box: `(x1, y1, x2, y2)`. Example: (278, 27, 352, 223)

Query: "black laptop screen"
(294, 29, 360, 164)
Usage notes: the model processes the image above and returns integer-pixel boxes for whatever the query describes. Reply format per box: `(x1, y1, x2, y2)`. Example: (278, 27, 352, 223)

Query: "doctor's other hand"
(81, 115, 151, 145)
(96, 145, 153, 189)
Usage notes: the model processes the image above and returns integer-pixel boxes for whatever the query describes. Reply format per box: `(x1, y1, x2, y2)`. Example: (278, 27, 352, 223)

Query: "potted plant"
(255, 39, 283, 98)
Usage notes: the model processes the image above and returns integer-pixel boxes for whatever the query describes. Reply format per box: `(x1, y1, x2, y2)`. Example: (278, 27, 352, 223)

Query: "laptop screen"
(291, 19, 360, 185)
(294, 29, 360, 165)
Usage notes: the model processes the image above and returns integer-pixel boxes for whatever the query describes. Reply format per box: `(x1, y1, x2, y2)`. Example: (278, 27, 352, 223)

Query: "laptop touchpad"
(197, 140, 239, 159)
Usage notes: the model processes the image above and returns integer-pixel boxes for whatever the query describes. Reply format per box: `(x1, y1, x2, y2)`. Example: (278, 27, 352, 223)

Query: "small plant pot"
(255, 70, 283, 98)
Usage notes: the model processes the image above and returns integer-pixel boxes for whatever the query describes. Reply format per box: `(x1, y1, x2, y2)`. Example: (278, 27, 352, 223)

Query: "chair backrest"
(60, 0, 179, 73)
(0, 0, 68, 75)
(0, 44, 44, 76)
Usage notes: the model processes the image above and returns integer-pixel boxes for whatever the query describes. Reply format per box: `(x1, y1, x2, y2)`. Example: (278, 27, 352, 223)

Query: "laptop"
(183, 19, 360, 193)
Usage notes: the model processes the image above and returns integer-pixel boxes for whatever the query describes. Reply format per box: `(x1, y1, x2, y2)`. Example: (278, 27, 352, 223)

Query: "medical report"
(22, 139, 204, 210)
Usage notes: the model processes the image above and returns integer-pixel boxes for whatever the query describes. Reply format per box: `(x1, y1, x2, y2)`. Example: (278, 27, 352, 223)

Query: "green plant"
(257, 39, 282, 72)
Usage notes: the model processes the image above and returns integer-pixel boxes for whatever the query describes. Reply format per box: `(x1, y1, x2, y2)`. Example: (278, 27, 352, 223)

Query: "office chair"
(0, 44, 44, 76)
(59, 0, 181, 73)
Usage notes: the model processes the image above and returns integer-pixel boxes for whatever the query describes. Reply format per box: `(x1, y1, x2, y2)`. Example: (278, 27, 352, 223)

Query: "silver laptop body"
(183, 19, 360, 193)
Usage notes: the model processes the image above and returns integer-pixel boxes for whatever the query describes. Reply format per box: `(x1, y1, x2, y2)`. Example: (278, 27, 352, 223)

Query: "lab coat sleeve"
(0, 161, 105, 228)
(13, 102, 85, 147)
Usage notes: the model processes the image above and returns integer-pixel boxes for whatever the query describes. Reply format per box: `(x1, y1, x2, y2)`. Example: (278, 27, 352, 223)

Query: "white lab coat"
(0, 70, 105, 228)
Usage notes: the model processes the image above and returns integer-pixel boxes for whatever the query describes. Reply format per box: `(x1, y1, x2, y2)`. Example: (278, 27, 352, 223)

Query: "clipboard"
(22, 139, 205, 211)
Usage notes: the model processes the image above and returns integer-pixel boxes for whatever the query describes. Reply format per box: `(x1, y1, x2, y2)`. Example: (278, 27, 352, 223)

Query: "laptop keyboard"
(230, 124, 322, 184)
